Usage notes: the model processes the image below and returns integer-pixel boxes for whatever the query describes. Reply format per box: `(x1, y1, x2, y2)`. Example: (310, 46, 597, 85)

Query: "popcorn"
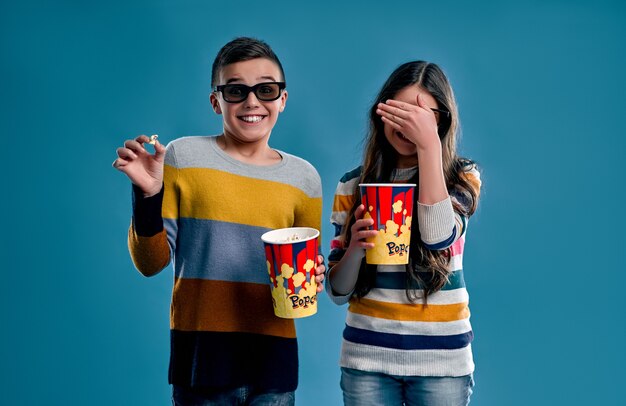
(292, 272, 306, 287)
(283, 234, 301, 242)
(148, 134, 158, 145)
(392, 200, 403, 214)
(385, 219, 399, 236)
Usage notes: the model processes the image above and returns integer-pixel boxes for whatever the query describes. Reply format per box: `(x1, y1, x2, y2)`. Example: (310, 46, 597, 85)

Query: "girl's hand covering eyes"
(376, 94, 440, 151)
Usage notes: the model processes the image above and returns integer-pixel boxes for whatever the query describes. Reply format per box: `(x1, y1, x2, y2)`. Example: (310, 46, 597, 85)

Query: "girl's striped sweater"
(326, 165, 481, 377)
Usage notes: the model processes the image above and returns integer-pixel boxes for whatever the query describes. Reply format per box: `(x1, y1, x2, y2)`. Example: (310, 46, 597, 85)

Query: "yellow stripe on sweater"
(333, 193, 355, 213)
(162, 166, 322, 230)
(349, 297, 470, 322)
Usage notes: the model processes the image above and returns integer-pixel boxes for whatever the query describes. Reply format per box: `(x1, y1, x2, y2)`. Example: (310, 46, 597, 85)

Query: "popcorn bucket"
(359, 183, 416, 265)
(261, 227, 319, 319)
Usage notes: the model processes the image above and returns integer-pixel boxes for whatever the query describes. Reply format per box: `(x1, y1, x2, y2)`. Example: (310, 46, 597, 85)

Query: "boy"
(112, 37, 325, 405)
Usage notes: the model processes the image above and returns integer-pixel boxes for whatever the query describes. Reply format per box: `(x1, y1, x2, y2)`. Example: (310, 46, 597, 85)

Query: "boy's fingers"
(112, 158, 129, 168)
(124, 139, 148, 155)
(135, 134, 150, 144)
(117, 147, 138, 160)
(154, 140, 166, 157)
(315, 255, 325, 268)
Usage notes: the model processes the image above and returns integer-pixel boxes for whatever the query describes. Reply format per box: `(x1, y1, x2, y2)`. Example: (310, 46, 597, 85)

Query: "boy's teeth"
(241, 116, 263, 123)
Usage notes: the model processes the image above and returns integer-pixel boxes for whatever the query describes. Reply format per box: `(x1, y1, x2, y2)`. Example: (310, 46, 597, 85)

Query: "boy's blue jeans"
(340, 367, 474, 406)
(172, 385, 295, 406)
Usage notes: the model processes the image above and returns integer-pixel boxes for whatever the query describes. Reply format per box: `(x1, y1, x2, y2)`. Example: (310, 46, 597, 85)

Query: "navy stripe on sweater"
(375, 270, 465, 291)
(344, 325, 473, 350)
(423, 227, 457, 250)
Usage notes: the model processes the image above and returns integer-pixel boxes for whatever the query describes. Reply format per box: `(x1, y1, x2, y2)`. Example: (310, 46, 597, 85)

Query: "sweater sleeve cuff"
(132, 184, 164, 237)
(324, 268, 353, 306)
(417, 196, 455, 245)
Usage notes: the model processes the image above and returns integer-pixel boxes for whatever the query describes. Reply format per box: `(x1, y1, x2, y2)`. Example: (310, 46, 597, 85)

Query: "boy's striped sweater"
(128, 136, 322, 392)
(326, 165, 481, 377)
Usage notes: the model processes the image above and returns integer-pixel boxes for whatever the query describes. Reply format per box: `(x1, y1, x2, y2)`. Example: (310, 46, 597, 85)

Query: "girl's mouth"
(396, 131, 412, 143)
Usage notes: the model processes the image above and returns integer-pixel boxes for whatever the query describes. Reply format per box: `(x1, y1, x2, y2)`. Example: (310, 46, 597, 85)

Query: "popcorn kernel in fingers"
(148, 134, 159, 145)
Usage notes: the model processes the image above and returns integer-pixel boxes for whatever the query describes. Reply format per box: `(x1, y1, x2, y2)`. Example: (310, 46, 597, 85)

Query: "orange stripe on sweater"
(128, 226, 170, 276)
(171, 278, 296, 338)
(349, 297, 470, 322)
(333, 194, 355, 213)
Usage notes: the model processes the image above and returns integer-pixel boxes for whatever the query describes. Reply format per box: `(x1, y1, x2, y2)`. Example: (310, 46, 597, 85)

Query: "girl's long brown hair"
(343, 61, 480, 302)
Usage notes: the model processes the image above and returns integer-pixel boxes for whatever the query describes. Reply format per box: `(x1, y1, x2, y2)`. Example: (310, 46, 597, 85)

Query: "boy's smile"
(239, 115, 265, 123)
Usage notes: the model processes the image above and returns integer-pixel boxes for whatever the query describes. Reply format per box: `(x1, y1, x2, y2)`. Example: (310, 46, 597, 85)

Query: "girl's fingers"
(380, 116, 403, 131)
(355, 217, 374, 226)
(351, 220, 373, 236)
(377, 108, 405, 125)
(415, 93, 429, 109)
(384, 99, 412, 110)
(378, 101, 411, 118)
(357, 241, 376, 250)
(355, 229, 378, 240)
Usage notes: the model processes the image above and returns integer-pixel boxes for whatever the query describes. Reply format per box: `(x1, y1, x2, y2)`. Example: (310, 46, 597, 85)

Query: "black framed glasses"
(214, 82, 286, 103)
(431, 108, 451, 123)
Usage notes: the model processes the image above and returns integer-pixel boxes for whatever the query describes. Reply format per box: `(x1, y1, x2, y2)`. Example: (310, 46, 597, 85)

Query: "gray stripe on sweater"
(164, 136, 321, 198)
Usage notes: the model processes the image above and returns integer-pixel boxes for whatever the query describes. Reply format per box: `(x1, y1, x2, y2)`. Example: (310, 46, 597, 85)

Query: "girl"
(326, 61, 481, 406)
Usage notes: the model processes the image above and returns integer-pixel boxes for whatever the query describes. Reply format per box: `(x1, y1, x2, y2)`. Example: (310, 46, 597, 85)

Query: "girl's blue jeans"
(340, 367, 474, 406)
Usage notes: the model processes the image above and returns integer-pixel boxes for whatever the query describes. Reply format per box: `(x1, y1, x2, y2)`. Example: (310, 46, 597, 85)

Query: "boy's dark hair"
(211, 37, 285, 87)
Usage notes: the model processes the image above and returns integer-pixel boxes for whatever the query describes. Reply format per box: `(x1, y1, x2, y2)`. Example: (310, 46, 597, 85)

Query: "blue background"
(2, 0, 625, 404)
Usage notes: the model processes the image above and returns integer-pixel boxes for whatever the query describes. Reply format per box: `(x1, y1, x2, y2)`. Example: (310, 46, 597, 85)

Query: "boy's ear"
(210, 92, 222, 114)
(279, 90, 288, 112)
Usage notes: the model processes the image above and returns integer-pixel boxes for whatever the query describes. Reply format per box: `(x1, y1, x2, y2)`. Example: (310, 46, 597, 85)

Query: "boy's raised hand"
(113, 135, 166, 197)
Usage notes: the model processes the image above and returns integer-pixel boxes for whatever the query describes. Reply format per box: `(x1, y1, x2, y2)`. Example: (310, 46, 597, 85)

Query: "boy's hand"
(314, 254, 326, 293)
(113, 135, 166, 197)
